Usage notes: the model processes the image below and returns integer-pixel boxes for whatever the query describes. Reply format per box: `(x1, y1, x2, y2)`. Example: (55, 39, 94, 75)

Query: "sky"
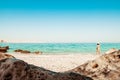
(0, 0, 120, 43)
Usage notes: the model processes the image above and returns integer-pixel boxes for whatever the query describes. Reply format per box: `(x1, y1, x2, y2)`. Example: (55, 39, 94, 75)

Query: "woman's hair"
(97, 43, 100, 45)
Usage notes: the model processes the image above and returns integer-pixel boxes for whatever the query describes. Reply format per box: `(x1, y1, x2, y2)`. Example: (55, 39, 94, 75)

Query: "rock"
(14, 49, 43, 55)
(20, 50, 31, 54)
(0, 46, 9, 53)
(34, 51, 43, 55)
(14, 49, 31, 54)
(0, 48, 7, 53)
(0, 58, 92, 80)
(0, 53, 15, 60)
(105, 48, 118, 54)
(70, 49, 120, 80)
(5, 46, 9, 49)
(14, 49, 23, 52)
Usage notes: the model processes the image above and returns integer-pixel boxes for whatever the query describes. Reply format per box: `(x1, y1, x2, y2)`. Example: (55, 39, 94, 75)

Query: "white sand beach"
(10, 53, 100, 72)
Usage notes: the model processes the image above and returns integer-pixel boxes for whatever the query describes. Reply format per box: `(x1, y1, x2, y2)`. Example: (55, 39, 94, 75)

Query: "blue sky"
(0, 0, 120, 43)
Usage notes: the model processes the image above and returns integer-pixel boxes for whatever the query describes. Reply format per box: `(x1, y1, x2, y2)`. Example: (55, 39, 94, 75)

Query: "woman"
(96, 43, 100, 55)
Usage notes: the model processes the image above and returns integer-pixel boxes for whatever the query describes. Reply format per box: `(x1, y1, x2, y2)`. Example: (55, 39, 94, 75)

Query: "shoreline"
(8, 53, 100, 72)
(8, 51, 100, 55)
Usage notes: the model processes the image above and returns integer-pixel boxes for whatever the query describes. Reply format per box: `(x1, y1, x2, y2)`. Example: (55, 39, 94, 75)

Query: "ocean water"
(0, 43, 120, 54)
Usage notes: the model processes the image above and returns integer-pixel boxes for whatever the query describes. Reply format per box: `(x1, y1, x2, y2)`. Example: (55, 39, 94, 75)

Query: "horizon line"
(1, 42, 120, 43)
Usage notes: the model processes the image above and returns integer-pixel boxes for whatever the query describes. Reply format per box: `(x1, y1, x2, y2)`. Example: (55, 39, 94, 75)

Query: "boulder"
(70, 49, 120, 80)
(0, 46, 9, 53)
(0, 58, 92, 80)
(0, 48, 7, 53)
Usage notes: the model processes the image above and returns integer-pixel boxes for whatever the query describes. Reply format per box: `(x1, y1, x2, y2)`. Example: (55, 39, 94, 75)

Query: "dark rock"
(5, 46, 9, 49)
(14, 49, 31, 54)
(14, 49, 23, 52)
(21, 50, 31, 54)
(0, 46, 9, 53)
(0, 48, 7, 53)
(14, 49, 43, 55)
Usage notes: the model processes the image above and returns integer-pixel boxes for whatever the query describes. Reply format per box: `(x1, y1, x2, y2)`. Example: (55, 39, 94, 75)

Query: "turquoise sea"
(0, 43, 120, 54)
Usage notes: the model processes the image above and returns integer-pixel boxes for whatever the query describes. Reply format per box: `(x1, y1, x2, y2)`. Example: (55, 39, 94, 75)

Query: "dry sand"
(10, 53, 100, 72)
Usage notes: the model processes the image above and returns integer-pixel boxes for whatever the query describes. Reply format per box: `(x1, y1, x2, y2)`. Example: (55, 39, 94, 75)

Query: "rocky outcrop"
(14, 49, 31, 54)
(0, 58, 92, 80)
(0, 53, 14, 60)
(14, 49, 23, 52)
(70, 49, 120, 80)
(21, 50, 31, 54)
(0, 48, 7, 53)
(0, 46, 9, 53)
(14, 49, 42, 54)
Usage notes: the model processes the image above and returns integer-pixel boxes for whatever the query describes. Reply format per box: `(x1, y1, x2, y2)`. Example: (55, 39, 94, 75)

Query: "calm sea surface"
(0, 43, 120, 54)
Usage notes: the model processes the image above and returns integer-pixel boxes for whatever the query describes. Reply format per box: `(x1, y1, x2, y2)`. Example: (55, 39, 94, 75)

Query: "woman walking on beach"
(96, 43, 100, 55)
